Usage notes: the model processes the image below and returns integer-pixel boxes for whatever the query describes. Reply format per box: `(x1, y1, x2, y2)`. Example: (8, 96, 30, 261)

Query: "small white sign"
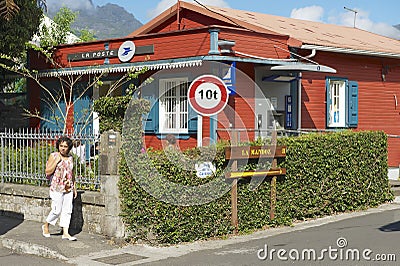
(118, 41, 136, 62)
(195, 162, 216, 178)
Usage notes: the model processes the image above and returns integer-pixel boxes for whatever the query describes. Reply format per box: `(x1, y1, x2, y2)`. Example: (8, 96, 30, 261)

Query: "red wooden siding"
(149, 10, 232, 33)
(50, 31, 211, 68)
(144, 135, 198, 150)
(28, 80, 41, 129)
(301, 51, 400, 166)
(231, 62, 256, 142)
(219, 30, 290, 59)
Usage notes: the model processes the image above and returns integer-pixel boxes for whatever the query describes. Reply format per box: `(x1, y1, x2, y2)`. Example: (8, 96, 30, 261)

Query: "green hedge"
(1, 144, 52, 186)
(119, 130, 393, 244)
(93, 95, 132, 132)
(0, 144, 99, 190)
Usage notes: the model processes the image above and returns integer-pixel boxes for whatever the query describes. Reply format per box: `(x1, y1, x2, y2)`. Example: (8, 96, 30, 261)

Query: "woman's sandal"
(62, 235, 77, 241)
(42, 225, 50, 238)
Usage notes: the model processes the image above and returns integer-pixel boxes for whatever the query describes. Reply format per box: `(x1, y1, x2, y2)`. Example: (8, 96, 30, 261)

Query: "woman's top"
(47, 152, 74, 193)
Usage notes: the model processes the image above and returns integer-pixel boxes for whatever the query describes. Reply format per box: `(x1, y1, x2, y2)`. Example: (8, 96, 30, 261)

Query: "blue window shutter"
(73, 86, 92, 134)
(188, 105, 198, 134)
(346, 81, 358, 127)
(144, 96, 158, 133)
(40, 81, 66, 131)
(40, 100, 66, 131)
(325, 78, 332, 127)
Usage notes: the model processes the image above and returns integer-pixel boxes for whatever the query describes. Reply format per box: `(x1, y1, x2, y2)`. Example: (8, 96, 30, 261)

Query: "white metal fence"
(0, 128, 100, 190)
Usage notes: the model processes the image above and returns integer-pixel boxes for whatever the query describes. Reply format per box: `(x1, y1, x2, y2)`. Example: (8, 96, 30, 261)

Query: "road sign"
(188, 74, 229, 116)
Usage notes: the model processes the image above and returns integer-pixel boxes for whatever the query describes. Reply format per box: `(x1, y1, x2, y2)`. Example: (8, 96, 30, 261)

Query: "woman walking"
(42, 136, 78, 241)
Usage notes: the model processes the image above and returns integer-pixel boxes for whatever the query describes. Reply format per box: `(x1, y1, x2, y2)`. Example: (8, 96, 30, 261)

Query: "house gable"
(144, 9, 234, 34)
(130, 1, 400, 58)
(128, 1, 285, 38)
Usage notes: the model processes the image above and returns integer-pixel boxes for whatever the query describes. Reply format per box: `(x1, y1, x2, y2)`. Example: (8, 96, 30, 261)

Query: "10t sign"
(188, 75, 229, 116)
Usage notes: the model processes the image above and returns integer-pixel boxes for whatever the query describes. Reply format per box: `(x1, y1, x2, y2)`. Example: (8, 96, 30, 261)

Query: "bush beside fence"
(0, 129, 100, 190)
(119, 130, 393, 245)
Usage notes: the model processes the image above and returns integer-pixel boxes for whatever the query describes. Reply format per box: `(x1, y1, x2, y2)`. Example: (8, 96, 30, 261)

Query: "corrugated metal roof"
(131, 1, 400, 57)
(205, 5, 400, 55)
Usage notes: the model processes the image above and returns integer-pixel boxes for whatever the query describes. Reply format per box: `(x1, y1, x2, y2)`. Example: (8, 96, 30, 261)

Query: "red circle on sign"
(188, 75, 229, 116)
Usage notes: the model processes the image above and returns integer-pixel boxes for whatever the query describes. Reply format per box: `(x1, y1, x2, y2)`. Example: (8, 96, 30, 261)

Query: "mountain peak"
(48, 2, 142, 40)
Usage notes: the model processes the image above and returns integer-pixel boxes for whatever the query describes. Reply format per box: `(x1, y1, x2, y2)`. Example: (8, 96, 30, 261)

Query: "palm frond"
(0, 0, 20, 21)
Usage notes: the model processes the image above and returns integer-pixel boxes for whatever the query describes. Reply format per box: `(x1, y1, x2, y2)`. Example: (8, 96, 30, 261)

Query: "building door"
(254, 67, 294, 138)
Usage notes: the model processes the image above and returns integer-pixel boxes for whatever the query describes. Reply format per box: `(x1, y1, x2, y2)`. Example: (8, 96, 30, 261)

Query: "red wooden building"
(28, 1, 400, 167)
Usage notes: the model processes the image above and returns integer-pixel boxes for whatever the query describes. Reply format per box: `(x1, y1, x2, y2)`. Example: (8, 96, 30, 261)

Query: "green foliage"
(77, 28, 96, 42)
(1, 143, 52, 186)
(0, 143, 100, 190)
(277, 130, 392, 218)
(118, 130, 393, 245)
(93, 95, 132, 132)
(71, 153, 99, 191)
(118, 147, 233, 244)
(39, 7, 77, 50)
(93, 67, 149, 133)
(0, 0, 42, 58)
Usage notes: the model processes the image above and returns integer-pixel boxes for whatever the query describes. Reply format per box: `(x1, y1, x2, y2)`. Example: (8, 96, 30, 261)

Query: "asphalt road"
(140, 207, 400, 266)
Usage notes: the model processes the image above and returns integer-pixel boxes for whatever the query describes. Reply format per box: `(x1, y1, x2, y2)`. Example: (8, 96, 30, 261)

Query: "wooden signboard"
(225, 145, 286, 160)
(226, 143, 287, 234)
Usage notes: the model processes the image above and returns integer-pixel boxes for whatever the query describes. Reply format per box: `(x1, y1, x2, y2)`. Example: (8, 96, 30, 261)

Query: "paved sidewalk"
(0, 215, 117, 262)
(1, 201, 400, 265)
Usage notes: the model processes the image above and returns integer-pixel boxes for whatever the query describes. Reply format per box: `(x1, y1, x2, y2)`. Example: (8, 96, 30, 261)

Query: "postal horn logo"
(118, 41, 136, 62)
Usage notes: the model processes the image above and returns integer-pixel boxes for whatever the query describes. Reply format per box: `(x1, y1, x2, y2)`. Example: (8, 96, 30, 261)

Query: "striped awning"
(38, 59, 203, 77)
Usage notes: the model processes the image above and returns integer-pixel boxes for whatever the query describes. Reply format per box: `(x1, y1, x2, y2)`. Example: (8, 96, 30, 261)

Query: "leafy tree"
(1, 48, 148, 133)
(78, 28, 96, 42)
(0, 0, 46, 20)
(0, 0, 42, 92)
(39, 7, 96, 51)
(0, 0, 42, 58)
(0, 3, 125, 133)
(39, 6, 77, 51)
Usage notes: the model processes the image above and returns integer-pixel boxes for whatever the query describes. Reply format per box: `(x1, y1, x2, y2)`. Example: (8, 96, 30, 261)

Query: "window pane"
(328, 80, 346, 127)
(159, 78, 188, 133)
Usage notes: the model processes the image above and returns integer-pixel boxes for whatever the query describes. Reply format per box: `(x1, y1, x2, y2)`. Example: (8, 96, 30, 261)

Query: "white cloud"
(334, 8, 400, 39)
(290, 5, 400, 40)
(46, 0, 94, 12)
(147, 0, 230, 20)
(290, 6, 324, 22)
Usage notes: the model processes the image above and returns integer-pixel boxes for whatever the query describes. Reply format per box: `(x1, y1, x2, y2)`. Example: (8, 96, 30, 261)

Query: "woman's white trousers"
(46, 190, 73, 228)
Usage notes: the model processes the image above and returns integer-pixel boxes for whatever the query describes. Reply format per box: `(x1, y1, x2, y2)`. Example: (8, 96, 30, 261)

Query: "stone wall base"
(0, 183, 115, 236)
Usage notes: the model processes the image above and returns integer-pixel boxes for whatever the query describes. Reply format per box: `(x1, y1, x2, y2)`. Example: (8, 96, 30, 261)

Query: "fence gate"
(0, 128, 100, 190)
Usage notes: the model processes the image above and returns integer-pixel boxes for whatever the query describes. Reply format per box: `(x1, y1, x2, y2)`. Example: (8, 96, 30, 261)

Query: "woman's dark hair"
(56, 136, 73, 152)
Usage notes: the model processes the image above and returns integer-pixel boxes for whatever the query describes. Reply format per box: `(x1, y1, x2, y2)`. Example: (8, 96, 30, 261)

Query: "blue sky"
(47, 0, 400, 39)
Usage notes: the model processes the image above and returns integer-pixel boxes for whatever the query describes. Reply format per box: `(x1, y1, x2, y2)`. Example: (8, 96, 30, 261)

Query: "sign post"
(225, 139, 287, 227)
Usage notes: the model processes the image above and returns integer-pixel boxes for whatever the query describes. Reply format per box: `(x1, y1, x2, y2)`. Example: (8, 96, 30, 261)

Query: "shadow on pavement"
(379, 221, 400, 232)
(0, 211, 24, 235)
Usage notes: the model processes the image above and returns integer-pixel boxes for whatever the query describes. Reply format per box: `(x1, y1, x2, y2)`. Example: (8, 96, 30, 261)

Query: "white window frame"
(328, 79, 346, 128)
(159, 77, 189, 134)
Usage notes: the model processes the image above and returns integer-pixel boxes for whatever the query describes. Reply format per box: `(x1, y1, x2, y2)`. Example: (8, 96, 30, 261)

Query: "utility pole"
(344, 7, 358, 28)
